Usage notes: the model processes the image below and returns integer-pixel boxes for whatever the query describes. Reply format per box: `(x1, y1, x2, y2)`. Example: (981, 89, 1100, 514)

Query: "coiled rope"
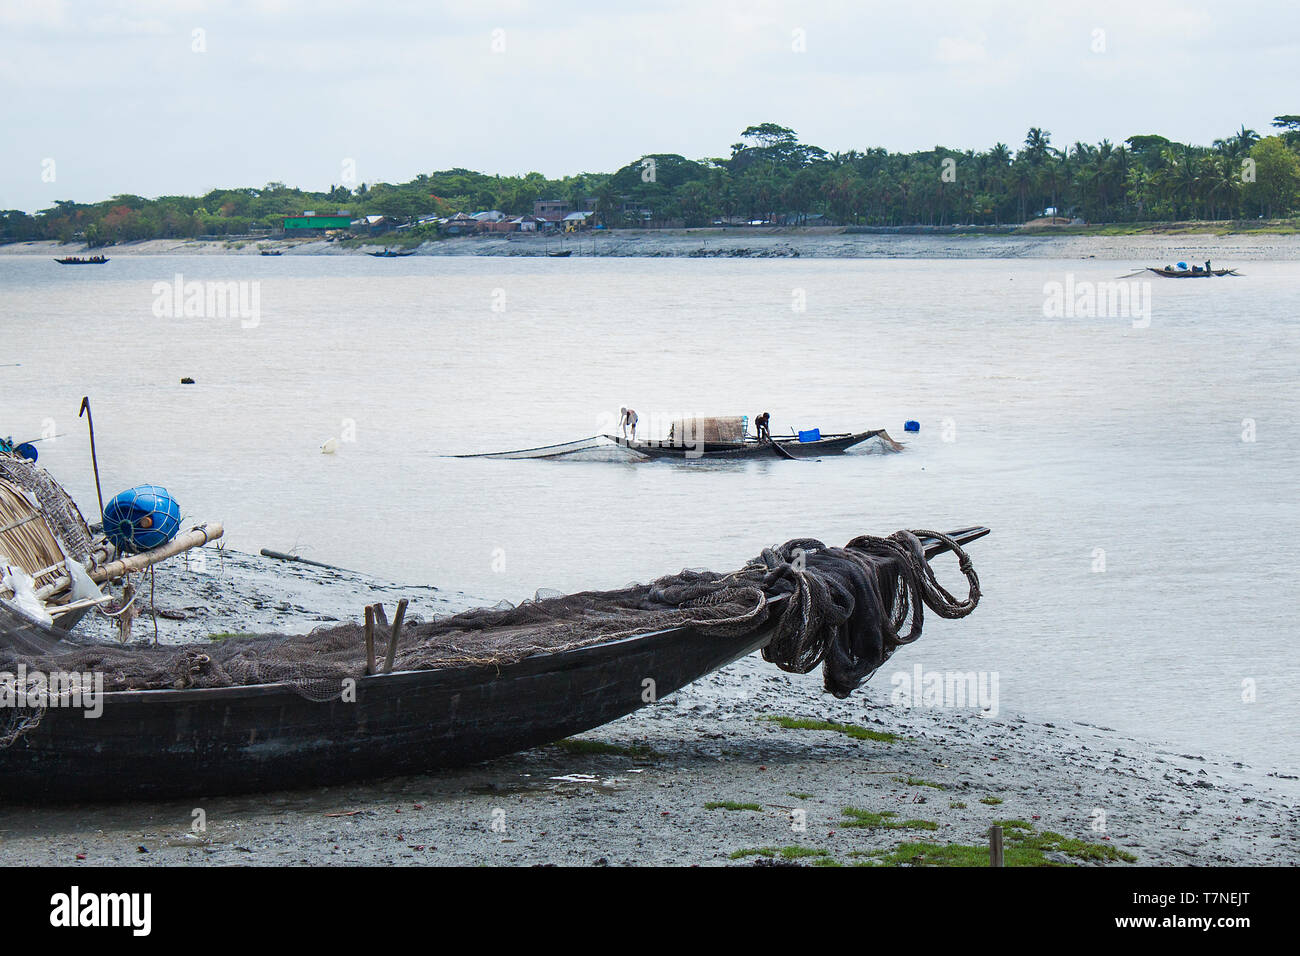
(748, 529, 982, 698)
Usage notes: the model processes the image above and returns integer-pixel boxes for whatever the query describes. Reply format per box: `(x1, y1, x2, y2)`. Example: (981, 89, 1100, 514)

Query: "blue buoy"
(904, 420, 920, 432)
(103, 485, 182, 553)
(14, 442, 37, 462)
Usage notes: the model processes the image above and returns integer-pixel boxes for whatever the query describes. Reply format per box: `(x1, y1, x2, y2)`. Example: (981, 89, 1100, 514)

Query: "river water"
(2, 252, 1296, 770)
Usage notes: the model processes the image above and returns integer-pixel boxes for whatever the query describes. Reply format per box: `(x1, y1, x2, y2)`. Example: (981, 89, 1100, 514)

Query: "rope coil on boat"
(748, 530, 982, 697)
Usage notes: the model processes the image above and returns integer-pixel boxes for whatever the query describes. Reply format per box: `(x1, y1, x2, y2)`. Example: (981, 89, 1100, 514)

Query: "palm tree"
(1231, 125, 1260, 156)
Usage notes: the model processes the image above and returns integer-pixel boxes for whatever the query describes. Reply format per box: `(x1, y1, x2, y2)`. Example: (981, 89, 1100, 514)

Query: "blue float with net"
(103, 485, 182, 553)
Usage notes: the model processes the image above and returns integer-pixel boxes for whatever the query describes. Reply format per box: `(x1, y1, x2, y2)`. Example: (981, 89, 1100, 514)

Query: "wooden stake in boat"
(381, 599, 408, 674)
(364, 605, 376, 676)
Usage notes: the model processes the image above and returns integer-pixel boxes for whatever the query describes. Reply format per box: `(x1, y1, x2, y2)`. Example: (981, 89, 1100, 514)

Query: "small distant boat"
(547, 249, 572, 257)
(368, 249, 415, 258)
(1147, 266, 1239, 278)
(260, 250, 283, 256)
(53, 255, 109, 265)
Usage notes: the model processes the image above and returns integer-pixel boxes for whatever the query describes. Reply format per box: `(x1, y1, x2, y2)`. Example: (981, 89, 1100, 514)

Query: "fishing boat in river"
(0, 525, 986, 801)
(610, 429, 897, 461)
(1147, 266, 1239, 278)
(455, 416, 903, 461)
(53, 255, 109, 265)
(368, 249, 415, 258)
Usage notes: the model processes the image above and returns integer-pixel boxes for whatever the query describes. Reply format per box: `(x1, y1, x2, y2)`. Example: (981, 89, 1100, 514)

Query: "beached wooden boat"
(1146, 267, 1238, 278)
(53, 256, 109, 265)
(548, 250, 572, 257)
(0, 527, 987, 801)
(608, 430, 897, 461)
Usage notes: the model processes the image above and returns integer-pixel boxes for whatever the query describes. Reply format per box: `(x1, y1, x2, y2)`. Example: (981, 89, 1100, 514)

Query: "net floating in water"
(103, 485, 182, 553)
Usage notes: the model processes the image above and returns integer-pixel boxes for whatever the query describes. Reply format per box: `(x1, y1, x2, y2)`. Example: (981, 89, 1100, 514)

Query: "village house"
(533, 199, 570, 221)
(561, 211, 595, 232)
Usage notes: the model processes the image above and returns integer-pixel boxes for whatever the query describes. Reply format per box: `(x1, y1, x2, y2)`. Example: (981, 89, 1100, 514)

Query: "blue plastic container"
(797, 428, 821, 443)
(904, 420, 920, 433)
(103, 485, 182, 553)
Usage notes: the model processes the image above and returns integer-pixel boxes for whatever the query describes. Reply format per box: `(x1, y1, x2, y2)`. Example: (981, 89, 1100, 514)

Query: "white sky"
(1, 0, 1296, 211)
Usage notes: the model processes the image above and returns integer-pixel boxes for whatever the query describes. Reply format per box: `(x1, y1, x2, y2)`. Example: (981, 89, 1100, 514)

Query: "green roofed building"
(283, 212, 351, 230)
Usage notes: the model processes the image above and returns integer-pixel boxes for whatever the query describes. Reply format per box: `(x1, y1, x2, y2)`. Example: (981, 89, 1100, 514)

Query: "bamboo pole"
(259, 549, 353, 572)
(34, 523, 223, 599)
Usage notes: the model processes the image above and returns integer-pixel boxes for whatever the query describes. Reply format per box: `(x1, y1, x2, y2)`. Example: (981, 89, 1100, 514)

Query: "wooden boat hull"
(608, 430, 891, 461)
(53, 258, 109, 265)
(0, 528, 985, 802)
(0, 619, 769, 802)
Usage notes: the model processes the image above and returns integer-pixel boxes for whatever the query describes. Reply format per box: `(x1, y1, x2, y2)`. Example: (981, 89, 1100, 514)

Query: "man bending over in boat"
(755, 412, 771, 442)
(619, 407, 639, 441)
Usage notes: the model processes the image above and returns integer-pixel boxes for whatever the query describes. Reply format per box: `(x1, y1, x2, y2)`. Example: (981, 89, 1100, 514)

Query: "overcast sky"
(2, 0, 1296, 212)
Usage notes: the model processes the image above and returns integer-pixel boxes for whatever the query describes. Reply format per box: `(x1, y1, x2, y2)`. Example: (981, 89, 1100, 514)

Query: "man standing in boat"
(755, 412, 771, 442)
(619, 407, 639, 441)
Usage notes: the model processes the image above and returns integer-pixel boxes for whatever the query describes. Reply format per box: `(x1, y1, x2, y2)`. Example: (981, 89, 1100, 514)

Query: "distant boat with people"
(1147, 260, 1240, 278)
(53, 255, 109, 265)
(368, 249, 415, 258)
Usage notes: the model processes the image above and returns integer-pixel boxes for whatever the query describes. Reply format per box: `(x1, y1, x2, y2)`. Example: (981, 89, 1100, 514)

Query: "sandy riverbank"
(7, 230, 1300, 261)
(1, 548, 1295, 867)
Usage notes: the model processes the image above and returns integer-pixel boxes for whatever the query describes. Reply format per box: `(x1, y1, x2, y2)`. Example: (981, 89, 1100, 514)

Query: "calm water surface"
(2, 253, 1296, 769)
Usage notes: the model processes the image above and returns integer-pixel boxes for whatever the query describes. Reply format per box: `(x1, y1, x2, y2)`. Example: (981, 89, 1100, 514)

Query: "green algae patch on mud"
(550, 738, 659, 758)
(761, 715, 900, 743)
(840, 808, 939, 831)
(860, 821, 1137, 867)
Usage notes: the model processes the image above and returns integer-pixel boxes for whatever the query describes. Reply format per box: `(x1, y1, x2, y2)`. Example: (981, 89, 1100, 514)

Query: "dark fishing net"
(1, 530, 980, 704)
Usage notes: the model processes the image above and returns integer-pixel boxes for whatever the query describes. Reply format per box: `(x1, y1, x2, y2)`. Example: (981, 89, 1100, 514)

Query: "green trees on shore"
(4, 118, 1298, 245)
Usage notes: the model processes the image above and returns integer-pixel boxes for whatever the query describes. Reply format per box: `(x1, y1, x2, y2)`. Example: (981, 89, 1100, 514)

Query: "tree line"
(4, 119, 1298, 245)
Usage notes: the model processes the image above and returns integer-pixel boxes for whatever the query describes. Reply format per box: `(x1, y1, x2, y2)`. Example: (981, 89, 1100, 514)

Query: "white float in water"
(320, 438, 339, 455)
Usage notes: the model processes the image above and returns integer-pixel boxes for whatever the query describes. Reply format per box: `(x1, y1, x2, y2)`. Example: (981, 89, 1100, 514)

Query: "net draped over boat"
(0, 530, 980, 706)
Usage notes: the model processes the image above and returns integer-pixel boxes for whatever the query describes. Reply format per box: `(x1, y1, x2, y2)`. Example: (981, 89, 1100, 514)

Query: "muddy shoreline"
(5, 230, 1300, 261)
(1, 549, 1295, 867)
